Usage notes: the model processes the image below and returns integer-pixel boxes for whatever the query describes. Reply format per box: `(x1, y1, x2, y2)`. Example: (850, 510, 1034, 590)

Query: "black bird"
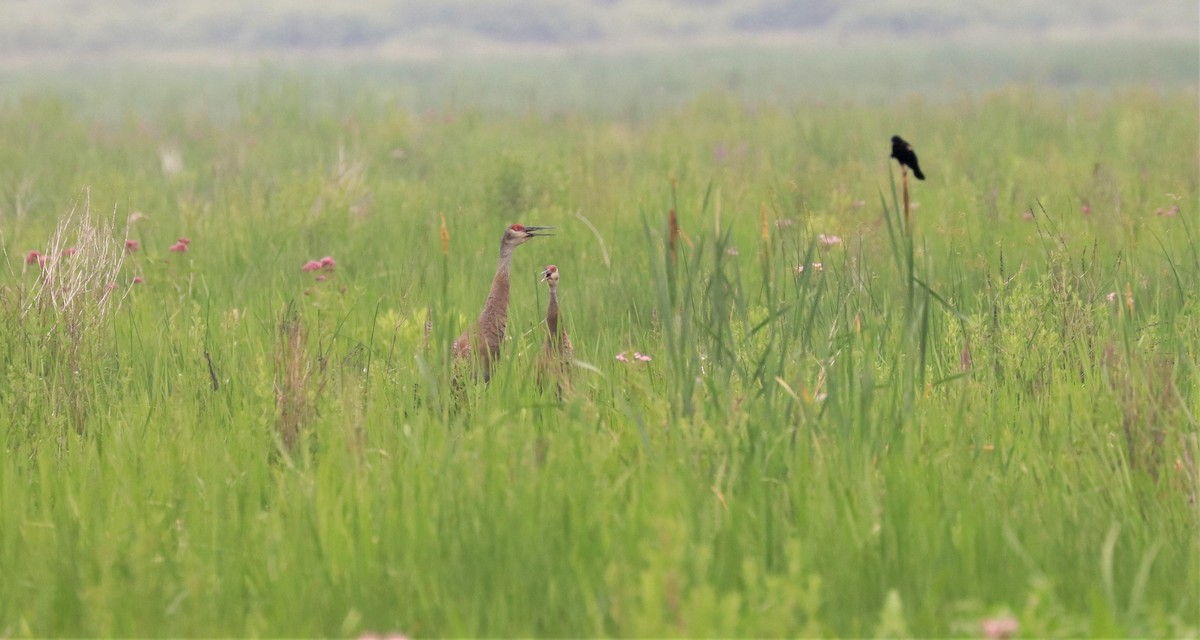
(890, 135, 925, 180)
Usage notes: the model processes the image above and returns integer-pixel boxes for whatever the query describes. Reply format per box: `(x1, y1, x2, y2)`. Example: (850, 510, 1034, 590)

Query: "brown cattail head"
(668, 208, 679, 264)
(439, 214, 449, 256)
(760, 203, 769, 245)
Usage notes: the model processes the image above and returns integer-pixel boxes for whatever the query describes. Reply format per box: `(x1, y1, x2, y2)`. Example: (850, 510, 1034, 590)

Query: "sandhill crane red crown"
(537, 264, 573, 395)
(452, 223, 552, 382)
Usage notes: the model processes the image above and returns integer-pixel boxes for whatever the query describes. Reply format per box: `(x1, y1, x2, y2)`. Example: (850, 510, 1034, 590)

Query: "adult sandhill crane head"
(503, 224, 552, 249)
(541, 264, 559, 285)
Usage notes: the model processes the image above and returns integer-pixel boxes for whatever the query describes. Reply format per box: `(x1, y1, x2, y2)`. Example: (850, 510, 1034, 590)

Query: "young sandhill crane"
(537, 264, 573, 395)
(452, 223, 552, 382)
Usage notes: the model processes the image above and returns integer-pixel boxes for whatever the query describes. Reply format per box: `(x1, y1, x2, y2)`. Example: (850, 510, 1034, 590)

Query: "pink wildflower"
(1081, 204, 1091, 215)
(634, 352, 652, 362)
(62, 247, 78, 256)
(302, 260, 323, 272)
(980, 615, 1018, 640)
(818, 233, 842, 246)
(1165, 205, 1179, 217)
(168, 241, 188, 252)
(795, 265, 805, 274)
(125, 239, 140, 253)
(25, 250, 43, 266)
(132, 276, 144, 285)
(1106, 292, 1118, 303)
(615, 352, 629, 363)
(315, 275, 327, 282)
(319, 256, 336, 269)
(177, 237, 191, 245)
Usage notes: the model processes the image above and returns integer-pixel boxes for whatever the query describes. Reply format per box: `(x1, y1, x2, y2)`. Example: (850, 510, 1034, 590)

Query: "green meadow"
(0, 48, 1197, 637)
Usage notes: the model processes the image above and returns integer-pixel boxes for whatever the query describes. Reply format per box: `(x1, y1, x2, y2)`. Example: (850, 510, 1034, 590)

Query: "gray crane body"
(452, 224, 551, 383)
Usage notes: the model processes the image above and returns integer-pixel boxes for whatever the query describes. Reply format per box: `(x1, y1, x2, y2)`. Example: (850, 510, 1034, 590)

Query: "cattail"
(668, 208, 678, 264)
(760, 204, 769, 245)
(439, 214, 450, 257)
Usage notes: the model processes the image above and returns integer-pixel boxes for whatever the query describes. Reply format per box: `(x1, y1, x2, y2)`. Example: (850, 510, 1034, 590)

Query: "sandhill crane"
(452, 223, 551, 382)
(537, 264, 573, 395)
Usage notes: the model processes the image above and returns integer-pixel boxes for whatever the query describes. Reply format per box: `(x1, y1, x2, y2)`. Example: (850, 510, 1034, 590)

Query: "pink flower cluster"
(24, 232, 193, 286)
(302, 256, 337, 281)
(124, 237, 190, 253)
(25, 246, 147, 286)
(25, 247, 81, 267)
(302, 256, 336, 272)
(616, 351, 652, 363)
(980, 615, 1018, 639)
(817, 233, 842, 246)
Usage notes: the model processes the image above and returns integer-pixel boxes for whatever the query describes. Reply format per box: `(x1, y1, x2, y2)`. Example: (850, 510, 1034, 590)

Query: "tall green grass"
(0, 79, 1196, 637)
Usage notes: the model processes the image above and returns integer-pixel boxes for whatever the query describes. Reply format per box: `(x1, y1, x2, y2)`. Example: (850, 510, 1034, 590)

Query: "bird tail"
(913, 167, 925, 180)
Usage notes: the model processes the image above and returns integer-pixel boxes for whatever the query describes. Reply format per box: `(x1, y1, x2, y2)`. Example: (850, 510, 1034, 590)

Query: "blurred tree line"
(2, 0, 1193, 56)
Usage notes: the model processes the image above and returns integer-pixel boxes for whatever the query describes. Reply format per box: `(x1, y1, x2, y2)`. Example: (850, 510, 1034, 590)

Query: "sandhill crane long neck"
(545, 280, 560, 338)
(477, 240, 516, 358)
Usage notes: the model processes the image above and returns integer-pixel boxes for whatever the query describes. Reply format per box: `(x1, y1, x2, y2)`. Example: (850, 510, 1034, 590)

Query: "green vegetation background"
(0, 40, 1197, 637)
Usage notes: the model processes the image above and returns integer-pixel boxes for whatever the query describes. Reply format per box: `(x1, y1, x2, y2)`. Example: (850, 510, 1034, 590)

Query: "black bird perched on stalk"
(890, 135, 925, 180)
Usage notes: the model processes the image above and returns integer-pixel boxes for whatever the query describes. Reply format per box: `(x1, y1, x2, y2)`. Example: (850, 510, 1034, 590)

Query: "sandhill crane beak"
(524, 225, 554, 237)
